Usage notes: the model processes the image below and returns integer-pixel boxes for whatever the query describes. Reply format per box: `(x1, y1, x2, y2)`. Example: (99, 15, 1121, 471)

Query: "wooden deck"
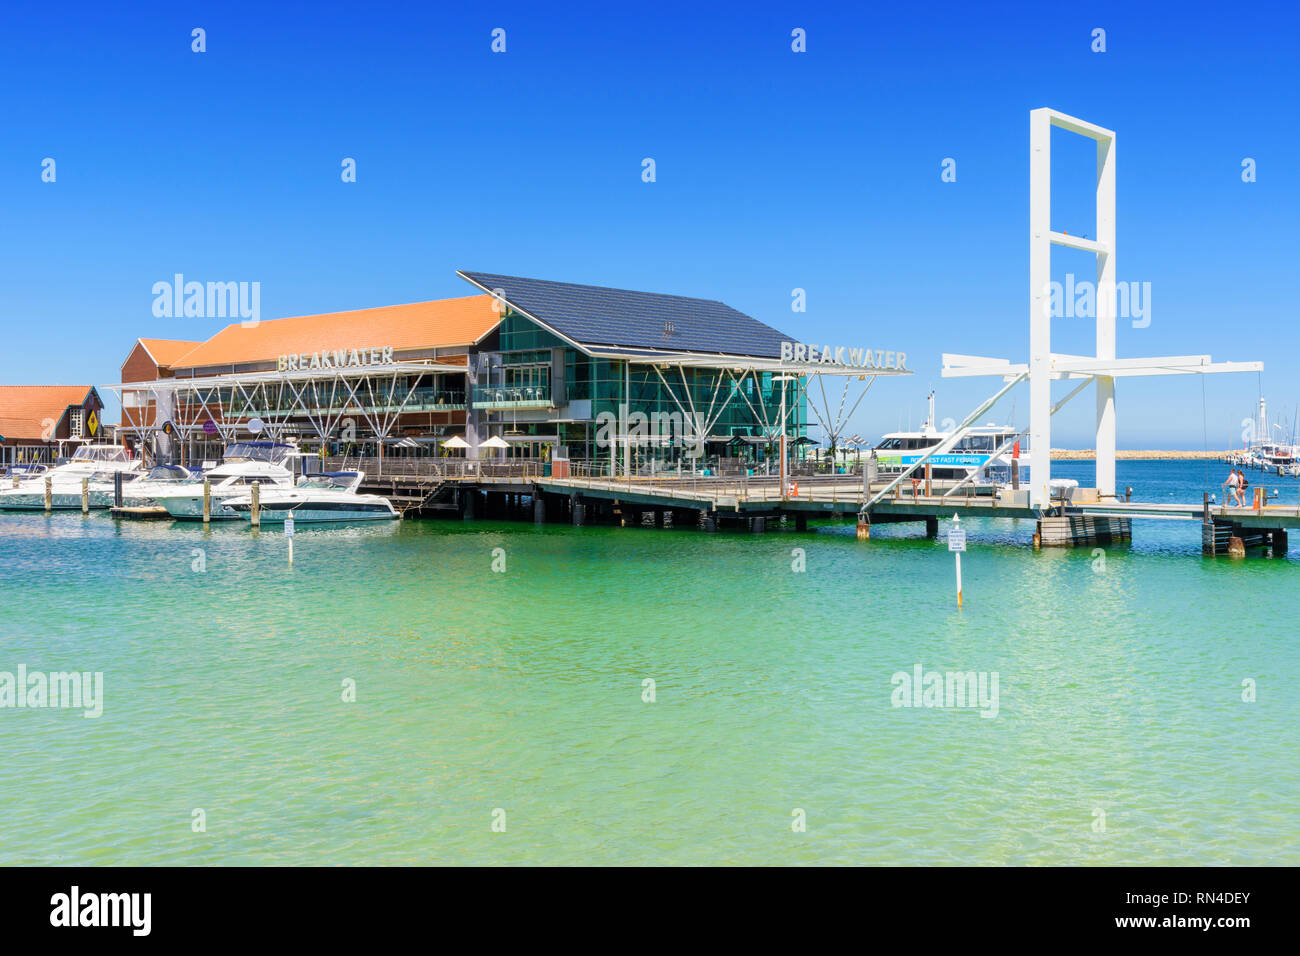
(316, 458, 1300, 553)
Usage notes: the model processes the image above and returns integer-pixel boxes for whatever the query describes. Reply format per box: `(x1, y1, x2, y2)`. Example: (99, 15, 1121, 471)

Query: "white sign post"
(284, 514, 295, 565)
(948, 514, 966, 608)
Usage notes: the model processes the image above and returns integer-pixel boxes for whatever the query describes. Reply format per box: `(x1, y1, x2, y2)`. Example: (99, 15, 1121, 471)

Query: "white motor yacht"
(223, 472, 399, 523)
(147, 442, 297, 520)
(0, 445, 142, 510)
(116, 464, 201, 509)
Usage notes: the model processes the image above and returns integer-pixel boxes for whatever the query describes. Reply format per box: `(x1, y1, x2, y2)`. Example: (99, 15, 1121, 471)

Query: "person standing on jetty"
(1223, 468, 1241, 508)
(1237, 468, 1251, 508)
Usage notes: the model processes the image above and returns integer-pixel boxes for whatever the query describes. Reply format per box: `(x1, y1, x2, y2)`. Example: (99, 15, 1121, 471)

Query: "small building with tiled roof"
(0, 385, 106, 465)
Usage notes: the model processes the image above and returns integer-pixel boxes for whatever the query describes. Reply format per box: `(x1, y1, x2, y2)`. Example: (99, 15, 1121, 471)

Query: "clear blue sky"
(2, 0, 1296, 447)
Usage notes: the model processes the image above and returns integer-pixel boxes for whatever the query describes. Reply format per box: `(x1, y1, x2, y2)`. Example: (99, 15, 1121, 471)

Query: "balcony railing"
(320, 457, 543, 481)
(471, 383, 552, 409)
(175, 387, 466, 418)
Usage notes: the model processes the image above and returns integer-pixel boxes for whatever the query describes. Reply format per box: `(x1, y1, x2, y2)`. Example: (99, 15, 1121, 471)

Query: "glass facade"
(478, 311, 808, 466)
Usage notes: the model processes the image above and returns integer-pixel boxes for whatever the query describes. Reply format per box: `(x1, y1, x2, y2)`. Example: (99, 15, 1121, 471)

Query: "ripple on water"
(0, 467, 1296, 865)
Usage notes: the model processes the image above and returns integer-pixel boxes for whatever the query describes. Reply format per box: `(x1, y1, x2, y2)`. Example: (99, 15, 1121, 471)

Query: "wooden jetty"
(324, 458, 1298, 557)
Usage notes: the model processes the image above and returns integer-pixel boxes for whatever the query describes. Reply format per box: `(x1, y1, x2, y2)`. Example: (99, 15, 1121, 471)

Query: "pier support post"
(1037, 514, 1131, 547)
(114, 472, 123, 508)
(203, 479, 211, 524)
(701, 510, 717, 533)
(44, 476, 52, 513)
(251, 482, 260, 529)
(857, 516, 870, 540)
(1227, 535, 1246, 558)
(752, 516, 766, 534)
(533, 493, 546, 525)
(925, 516, 938, 538)
(1271, 528, 1287, 556)
(571, 494, 584, 527)
(462, 488, 476, 520)
(81, 477, 89, 514)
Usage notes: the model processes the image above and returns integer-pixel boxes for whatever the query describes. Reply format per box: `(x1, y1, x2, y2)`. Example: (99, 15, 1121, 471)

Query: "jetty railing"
(320, 457, 543, 482)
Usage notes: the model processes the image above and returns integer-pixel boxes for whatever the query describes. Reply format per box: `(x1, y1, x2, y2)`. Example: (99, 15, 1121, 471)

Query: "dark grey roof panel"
(458, 271, 792, 359)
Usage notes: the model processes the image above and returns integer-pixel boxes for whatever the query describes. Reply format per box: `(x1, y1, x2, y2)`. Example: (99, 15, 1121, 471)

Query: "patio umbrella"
(479, 436, 509, 449)
(441, 434, 473, 455)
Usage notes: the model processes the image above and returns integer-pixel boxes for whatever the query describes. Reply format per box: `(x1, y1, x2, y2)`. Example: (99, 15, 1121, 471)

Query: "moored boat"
(147, 442, 297, 520)
(0, 445, 141, 510)
(223, 472, 399, 523)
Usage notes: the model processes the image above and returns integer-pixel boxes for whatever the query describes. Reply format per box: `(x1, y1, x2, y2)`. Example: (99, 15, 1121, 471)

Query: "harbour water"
(0, 460, 1296, 865)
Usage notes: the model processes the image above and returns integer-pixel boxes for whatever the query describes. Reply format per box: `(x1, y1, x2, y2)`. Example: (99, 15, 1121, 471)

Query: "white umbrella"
(479, 436, 509, 449)
(442, 435, 470, 449)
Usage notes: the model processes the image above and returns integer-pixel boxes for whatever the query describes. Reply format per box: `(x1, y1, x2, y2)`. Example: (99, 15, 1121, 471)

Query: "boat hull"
(157, 495, 243, 520)
(0, 489, 112, 510)
(233, 503, 398, 523)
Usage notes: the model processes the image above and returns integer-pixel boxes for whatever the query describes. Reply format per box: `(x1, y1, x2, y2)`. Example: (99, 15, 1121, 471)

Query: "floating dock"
(108, 504, 170, 520)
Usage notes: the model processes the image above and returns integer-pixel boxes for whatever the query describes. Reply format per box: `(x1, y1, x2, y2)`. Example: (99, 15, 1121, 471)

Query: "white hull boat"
(224, 472, 399, 523)
(145, 442, 297, 520)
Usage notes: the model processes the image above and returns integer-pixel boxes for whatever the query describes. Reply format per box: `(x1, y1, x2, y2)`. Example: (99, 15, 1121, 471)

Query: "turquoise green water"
(0, 461, 1296, 865)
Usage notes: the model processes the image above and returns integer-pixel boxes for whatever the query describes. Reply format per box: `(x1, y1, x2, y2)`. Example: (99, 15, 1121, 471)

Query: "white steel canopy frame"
(942, 108, 1262, 507)
(107, 361, 468, 462)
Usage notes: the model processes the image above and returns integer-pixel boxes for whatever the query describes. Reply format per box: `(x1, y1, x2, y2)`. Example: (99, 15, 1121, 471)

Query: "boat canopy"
(68, 445, 129, 463)
(144, 464, 192, 480)
(297, 472, 364, 491)
(222, 442, 293, 465)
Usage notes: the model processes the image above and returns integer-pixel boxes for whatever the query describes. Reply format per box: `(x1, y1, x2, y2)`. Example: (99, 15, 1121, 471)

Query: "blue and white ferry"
(873, 394, 1026, 485)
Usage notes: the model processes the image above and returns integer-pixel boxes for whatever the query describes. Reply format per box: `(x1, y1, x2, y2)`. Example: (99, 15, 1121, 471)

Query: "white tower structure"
(942, 108, 1262, 507)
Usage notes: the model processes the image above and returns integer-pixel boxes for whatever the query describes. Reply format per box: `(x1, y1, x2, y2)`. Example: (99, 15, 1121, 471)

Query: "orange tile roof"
(137, 338, 203, 368)
(170, 296, 500, 369)
(0, 385, 95, 441)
